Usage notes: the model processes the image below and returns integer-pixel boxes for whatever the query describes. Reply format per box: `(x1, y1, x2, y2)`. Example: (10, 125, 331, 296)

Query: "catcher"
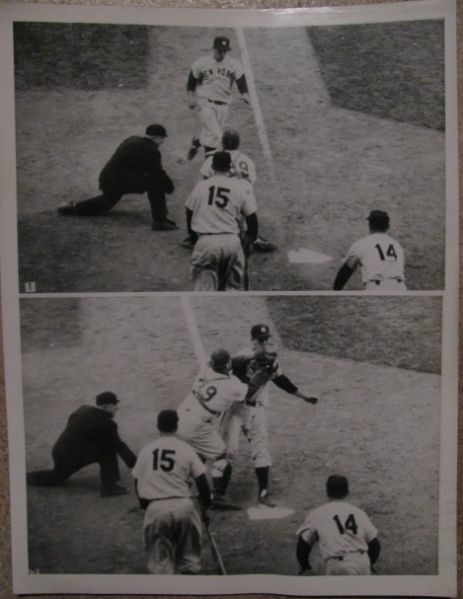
(220, 324, 319, 507)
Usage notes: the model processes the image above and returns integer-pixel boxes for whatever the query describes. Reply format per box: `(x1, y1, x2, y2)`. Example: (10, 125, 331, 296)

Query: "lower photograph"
(20, 294, 442, 582)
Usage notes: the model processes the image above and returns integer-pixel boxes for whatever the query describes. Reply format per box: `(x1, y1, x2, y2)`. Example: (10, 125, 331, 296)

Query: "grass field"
(22, 296, 441, 576)
(14, 21, 445, 291)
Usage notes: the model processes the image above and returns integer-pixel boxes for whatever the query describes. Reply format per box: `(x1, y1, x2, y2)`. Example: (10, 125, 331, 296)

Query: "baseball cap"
(96, 391, 120, 406)
(251, 324, 271, 341)
(157, 409, 179, 433)
(326, 475, 349, 499)
(209, 348, 231, 370)
(213, 36, 231, 51)
(145, 124, 167, 138)
(366, 209, 389, 229)
(212, 151, 232, 172)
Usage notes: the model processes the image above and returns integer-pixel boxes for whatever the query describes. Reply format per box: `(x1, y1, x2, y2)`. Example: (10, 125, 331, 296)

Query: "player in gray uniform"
(184, 151, 258, 291)
(132, 410, 211, 574)
(296, 475, 380, 575)
(221, 324, 318, 507)
(186, 36, 250, 160)
(177, 349, 249, 509)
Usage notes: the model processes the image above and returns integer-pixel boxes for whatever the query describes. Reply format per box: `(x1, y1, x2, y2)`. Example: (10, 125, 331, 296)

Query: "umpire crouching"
(27, 392, 137, 497)
(57, 124, 177, 231)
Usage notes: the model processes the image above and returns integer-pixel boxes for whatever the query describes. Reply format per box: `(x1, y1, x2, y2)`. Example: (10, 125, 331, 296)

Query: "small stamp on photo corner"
(24, 282, 36, 293)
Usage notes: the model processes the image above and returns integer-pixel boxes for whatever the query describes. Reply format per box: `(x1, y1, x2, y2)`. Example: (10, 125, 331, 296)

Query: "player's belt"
(207, 99, 227, 105)
(198, 232, 236, 236)
(368, 278, 404, 285)
(326, 550, 366, 561)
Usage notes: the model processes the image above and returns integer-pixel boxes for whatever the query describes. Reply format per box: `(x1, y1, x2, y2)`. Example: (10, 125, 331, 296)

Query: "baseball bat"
(204, 520, 227, 575)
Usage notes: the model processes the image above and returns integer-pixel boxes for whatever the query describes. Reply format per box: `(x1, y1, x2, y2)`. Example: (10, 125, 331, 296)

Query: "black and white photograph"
(0, 1, 458, 597)
(12, 9, 447, 292)
(21, 295, 442, 576)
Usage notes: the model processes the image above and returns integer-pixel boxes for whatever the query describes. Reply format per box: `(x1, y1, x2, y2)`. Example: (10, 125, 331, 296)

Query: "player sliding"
(333, 210, 406, 291)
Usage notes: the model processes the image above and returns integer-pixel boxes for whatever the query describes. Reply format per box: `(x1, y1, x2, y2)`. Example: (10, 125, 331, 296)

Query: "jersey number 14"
(333, 513, 358, 535)
(375, 243, 397, 261)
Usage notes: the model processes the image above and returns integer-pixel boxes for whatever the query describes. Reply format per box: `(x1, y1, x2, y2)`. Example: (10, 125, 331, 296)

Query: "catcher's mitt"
(232, 351, 278, 406)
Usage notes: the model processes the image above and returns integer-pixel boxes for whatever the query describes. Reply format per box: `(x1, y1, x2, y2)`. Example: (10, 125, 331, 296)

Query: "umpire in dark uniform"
(27, 392, 136, 497)
(58, 124, 178, 231)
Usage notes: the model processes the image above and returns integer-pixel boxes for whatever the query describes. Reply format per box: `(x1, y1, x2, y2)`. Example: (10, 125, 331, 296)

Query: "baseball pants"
(27, 445, 121, 488)
(71, 175, 169, 223)
(324, 552, 371, 575)
(143, 497, 202, 574)
(196, 98, 229, 149)
(190, 234, 245, 291)
(220, 403, 272, 468)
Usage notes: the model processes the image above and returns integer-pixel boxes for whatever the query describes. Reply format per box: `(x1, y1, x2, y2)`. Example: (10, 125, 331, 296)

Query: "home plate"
(247, 505, 295, 520)
(288, 249, 333, 264)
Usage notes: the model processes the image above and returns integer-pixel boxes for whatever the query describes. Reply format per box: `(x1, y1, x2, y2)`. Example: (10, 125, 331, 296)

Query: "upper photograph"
(14, 18, 447, 292)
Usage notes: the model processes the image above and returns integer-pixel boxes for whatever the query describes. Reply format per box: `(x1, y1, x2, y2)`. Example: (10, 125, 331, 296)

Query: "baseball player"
(185, 150, 258, 291)
(186, 36, 250, 160)
(190, 128, 274, 253)
(176, 349, 249, 509)
(333, 210, 406, 291)
(132, 409, 212, 574)
(296, 475, 380, 575)
(220, 324, 318, 507)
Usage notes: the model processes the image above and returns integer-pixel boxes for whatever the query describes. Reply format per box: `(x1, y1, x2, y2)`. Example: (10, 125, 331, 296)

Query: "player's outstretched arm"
(236, 75, 250, 104)
(333, 263, 354, 290)
(368, 537, 381, 565)
(294, 390, 318, 405)
(187, 72, 198, 108)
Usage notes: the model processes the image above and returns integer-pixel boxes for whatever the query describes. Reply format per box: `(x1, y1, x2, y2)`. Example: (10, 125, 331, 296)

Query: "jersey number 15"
(208, 186, 230, 208)
(152, 449, 176, 472)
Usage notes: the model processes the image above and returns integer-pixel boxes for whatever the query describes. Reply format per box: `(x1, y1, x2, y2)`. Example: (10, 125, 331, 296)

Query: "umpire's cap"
(146, 124, 168, 138)
(96, 391, 120, 406)
(157, 409, 179, 433)
(212, 151, 232, 173)
(209, 348, 231, 371)
(222, 129, 240, 150)
(213, 36, 231, 51)
(251, 324, 271, 341)
(367, 209, 390, 231)
(326, 475, 349, 499)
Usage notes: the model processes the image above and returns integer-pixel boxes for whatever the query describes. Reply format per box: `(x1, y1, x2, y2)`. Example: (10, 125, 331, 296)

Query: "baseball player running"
(333, 210, 406, 291)
(296, 475, 380, 575)
(186, 36, 250, 160)
(221, 324, 318, 507)
(132, 410, 212, 574)
(176, 349, 249, 509)
(185, 151, 258, 291)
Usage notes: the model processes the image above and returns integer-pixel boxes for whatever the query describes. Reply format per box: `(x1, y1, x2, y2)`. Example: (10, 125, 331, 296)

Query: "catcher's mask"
(251, 324, 270, 341)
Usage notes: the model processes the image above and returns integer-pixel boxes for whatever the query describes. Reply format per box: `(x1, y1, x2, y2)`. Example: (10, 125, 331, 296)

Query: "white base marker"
(247, 505, 295, 520)
(288, 249, 333, 264)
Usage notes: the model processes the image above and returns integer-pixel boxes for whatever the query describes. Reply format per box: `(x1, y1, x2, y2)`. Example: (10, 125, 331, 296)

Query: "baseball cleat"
(211, 496, 242, 511)
(179, 237, 195, 250)
(152, 219, 178, 231)
(253, 237, 277, 253)
(57, 202, 77, 215)
(258, 490, 277, 507)
(100, 483, 129, 497)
